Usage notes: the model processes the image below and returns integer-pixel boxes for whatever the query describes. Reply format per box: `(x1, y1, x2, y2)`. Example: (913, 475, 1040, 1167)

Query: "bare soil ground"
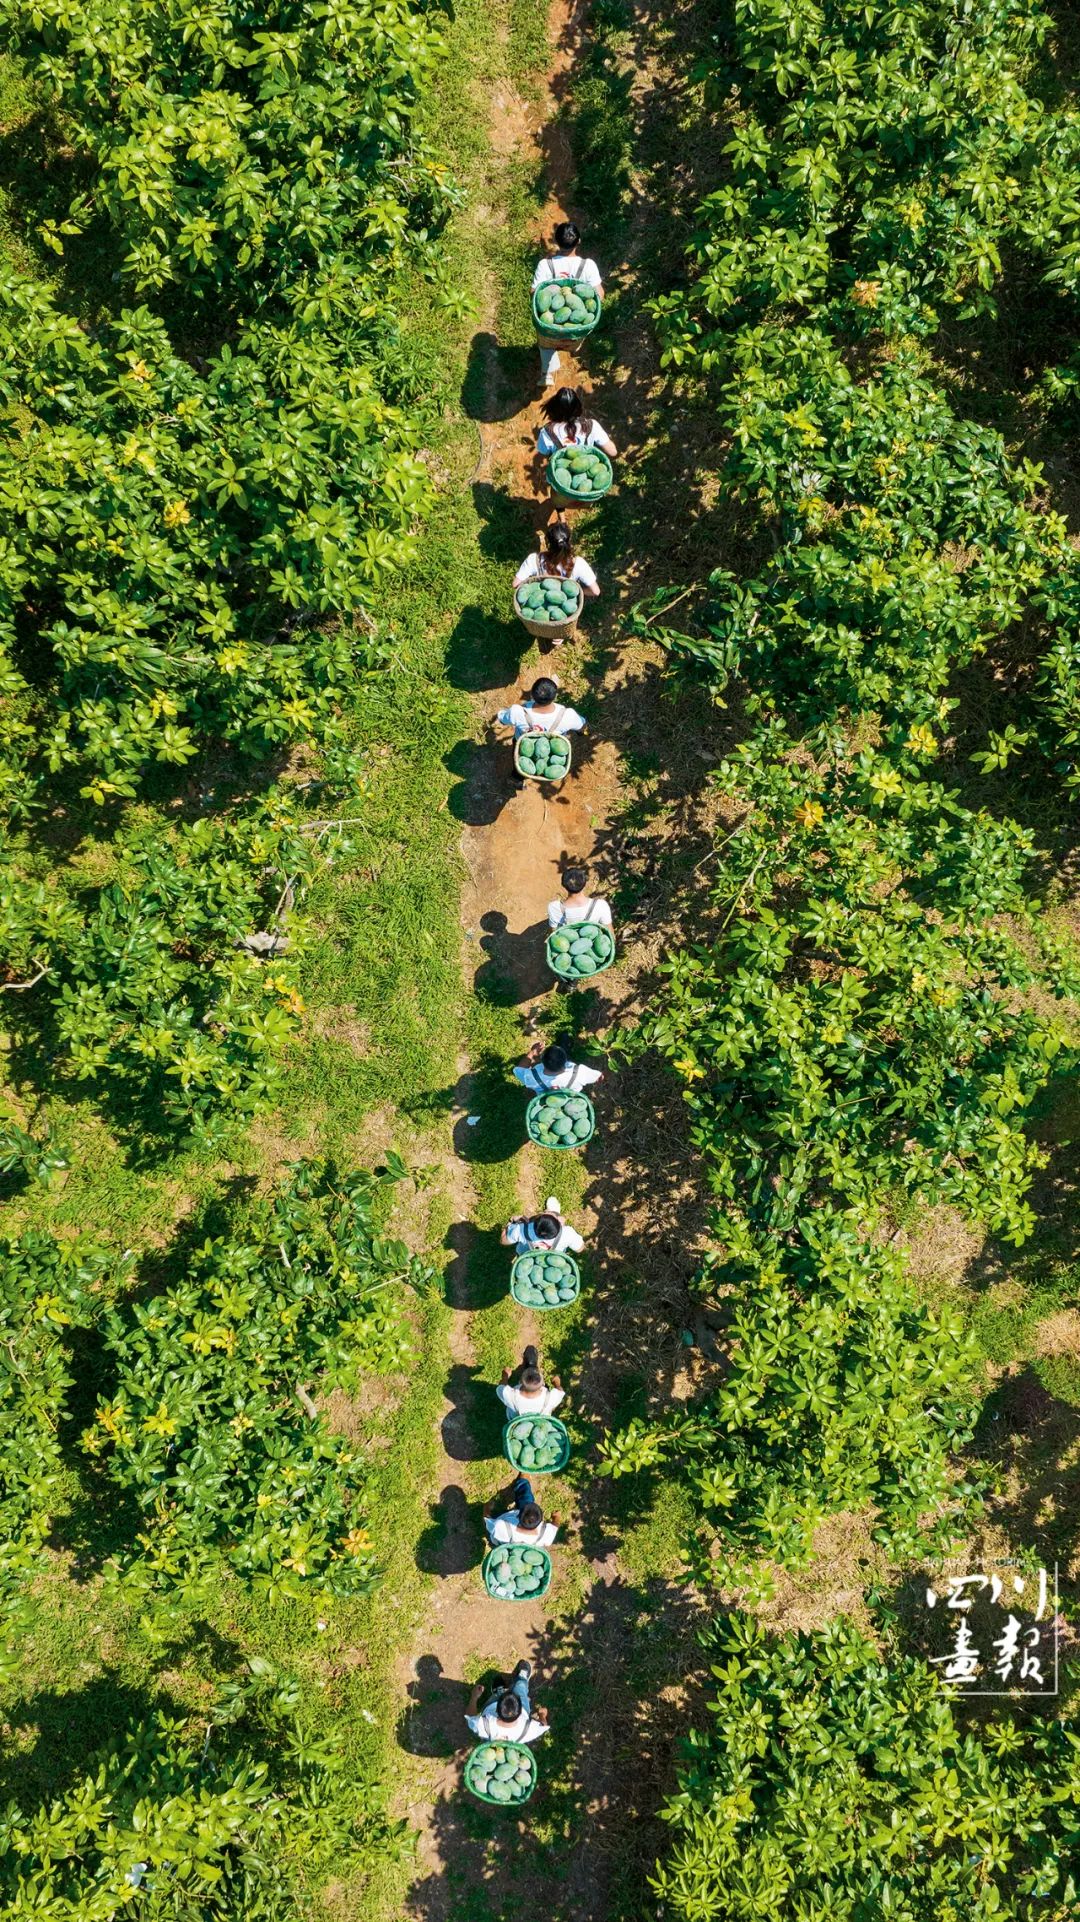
(391, 3, 716, 1915)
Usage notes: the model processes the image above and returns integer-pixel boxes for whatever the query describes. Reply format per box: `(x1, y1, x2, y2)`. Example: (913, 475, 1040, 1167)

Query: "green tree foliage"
(0, 278, 430, 806)
(642, 731, 1060, 1246)
(0, 1659, 409, 1917)
(603, 1213, 980, 1567)
(84, 1160, 429, 1598)
(4, 0, 451, 305)
(656, 0, 1070, 354)
(608, 0, 1080, 1564)
(0, 1230, 115, 1582)
(652, 1613, 1080, 1920)
(0, 0, 455, 1137)
(4, 799, 319, 1149)
(653, 328, 1067, 731)
(646, 0, 1080, 777)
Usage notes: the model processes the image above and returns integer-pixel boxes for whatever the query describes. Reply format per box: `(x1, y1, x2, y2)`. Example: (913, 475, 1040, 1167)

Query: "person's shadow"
(398, 1655, 467, 1758)
(445, 736, 520, 828)
(474, 910, 552, 1006)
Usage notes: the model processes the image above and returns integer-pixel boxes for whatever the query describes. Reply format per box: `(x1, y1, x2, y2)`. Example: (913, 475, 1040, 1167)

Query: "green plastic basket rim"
(532, 282, 602, 338)
(465, 1739, 538, 1806)
(482, 1546, 553, 1602)
(503, 1414, 571, 1474)
(514, 733, 573, 781)
(546, 447, 613, 503)
(545, 928, 616, 980)
(509, 1249, 582, 1311)
(509, 1250, 580, 1282)
(525, 1090, 595, 1148)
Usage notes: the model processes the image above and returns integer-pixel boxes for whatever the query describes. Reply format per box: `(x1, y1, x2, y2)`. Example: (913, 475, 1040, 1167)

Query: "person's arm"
(513, 556, 537, 588)
(500, 1368, 512, 1386)
(594, 424, 617, 458)
(574, 559, 601, 600)
(500, 1219, 523, 1246)
(563, 1225, 585, 1253)
(468, 1684, 484, 1714)
(559, 709, 586, 735)
(547, 902, 563, 928)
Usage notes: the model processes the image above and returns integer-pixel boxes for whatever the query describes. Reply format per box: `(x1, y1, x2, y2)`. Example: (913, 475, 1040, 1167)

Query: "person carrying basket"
(513, 522, 599, 650)
(533, 220, 604, 388)
(495, 676, 585, 789)
(535, 388, 617, 510)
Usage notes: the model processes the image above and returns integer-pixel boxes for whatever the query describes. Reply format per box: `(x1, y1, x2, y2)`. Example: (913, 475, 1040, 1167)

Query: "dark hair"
(541, 1043, 568, 1074)
(522, 1344, 539, 1370)
(542, 386, 584, 426)
(533, 1213, 560, 1241)
(540, 520, 574, 579)
(497, 1692, 522, 1723)
(554, 220, 580, 251)
(531, 677, 559, 704)
(519, 1502, 543, 1529)
(562, 866, 588, 895)
(521, 1366, 543, 1391)
(542, 384, 593, 447)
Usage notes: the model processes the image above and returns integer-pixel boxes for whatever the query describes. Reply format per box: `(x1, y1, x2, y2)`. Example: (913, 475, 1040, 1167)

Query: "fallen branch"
(0, 966, 49, 993)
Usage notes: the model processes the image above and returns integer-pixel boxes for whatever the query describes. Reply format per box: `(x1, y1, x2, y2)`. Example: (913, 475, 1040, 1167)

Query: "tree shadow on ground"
(970, 1366, 1080, 1581)
(0, 1674, 170, 1808)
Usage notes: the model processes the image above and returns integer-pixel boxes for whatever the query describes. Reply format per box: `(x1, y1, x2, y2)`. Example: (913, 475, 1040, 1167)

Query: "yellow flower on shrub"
(163, 499, 191, 529)
(794, 801, 825, 828)
(674, 1053, 705, 1082)
(343, 1528, 372, 1555)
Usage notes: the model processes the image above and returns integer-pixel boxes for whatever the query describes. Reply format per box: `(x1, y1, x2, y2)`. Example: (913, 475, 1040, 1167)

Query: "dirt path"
(393, 5, 696, 1916)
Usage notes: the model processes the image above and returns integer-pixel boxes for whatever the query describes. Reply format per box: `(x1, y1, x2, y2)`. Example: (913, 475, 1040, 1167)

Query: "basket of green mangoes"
(526, 1090, 594, 1149)
(483, 1543, 552, 1601)
(504, 1414, 570, 1474)
(465, 1739, 537, 1806)
(515, 731, 571, 783)
(532, 278, 602, 339)
(546, 923, 615, 982)
(515, 576, 582, 638)
(548, 445, 613, 504)
(510, 1249, 580, 1309)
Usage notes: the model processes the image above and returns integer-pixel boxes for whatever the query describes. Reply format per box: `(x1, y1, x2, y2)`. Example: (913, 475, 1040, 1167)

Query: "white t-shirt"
(513, 1058, 602, 1093)
(497, 1381, 567, 1417)
(548, 896, 612, 929)
(514, 554, 598, 593)
(467, 1705, 547, 1744)
(486, 1511, 559, 1547)
(497, 701, 585, 739)
(504, 1216, 585, 1255)
(533, 255, 602, 291)
(536, 419, 609, 456)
